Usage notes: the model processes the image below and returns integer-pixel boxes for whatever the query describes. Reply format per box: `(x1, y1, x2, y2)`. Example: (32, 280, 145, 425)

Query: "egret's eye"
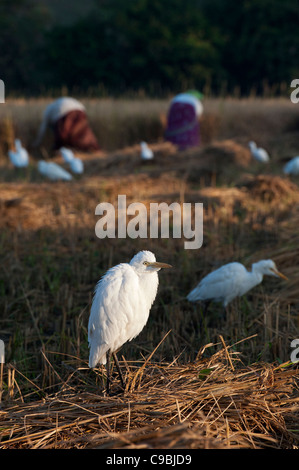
(143, 261, 149, 266)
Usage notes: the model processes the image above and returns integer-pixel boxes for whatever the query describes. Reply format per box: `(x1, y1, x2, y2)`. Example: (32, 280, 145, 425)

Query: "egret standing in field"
(248, 141, 270, 163)
(8, 139, 29, 168)
(88, 250, 172, 394)
(38, 160, 73, 181)
(140, 141, 154, 161)
(69, 157, 84, 174)
(60, 146, 75, 163)
(187, 259, 287, 315)
(283, 156, 299, 175)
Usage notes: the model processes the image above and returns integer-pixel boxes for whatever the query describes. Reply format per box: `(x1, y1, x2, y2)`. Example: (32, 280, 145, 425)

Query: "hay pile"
(238, 175, 299, 202)
(79, 139, 251, 180)
(1, 340, 298, 449)
(196, 139, 252, 170)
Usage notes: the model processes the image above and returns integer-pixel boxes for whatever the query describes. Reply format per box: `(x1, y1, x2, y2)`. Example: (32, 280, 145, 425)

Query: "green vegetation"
(1, 0, 299, 96)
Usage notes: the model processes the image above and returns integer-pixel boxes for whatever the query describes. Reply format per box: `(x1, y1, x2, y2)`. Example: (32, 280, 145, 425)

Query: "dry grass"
(0, 338, 298, 449)
(0, 97, 299, 449)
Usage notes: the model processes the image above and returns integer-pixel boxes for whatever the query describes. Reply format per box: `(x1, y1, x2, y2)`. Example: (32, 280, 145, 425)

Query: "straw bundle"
(238, 175, 299, 203)
(0, 339, 298, 449)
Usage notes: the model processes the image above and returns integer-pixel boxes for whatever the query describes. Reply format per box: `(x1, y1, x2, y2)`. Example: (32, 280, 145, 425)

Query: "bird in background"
(59, 146, 75, 163)
(69, 157, 84, 174)
(8, 139, 29, 168)
(88, 250, 172, 394)
(248, 141, 270, 163)
(283, 156, 299, 175)
(38, 160, 73, 181)
(140, 141, 154, 161)
(187, 259, 287, 315)
(59, 146, 84, 174)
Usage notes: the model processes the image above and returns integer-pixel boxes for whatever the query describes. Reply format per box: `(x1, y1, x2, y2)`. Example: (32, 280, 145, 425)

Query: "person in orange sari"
(33, 97, 100, 152)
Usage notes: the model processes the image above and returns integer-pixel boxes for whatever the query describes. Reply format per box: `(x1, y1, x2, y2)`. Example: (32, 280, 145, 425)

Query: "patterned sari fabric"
(53, 110, 100, 151)
(164, 101, 200, 150)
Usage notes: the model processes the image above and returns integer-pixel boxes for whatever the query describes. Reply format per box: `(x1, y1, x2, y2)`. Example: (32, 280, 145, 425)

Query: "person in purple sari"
(164, 90, 203, 150)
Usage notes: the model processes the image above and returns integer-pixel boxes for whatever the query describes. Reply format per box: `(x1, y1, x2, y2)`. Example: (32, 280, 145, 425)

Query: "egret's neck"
(250, 265, 264, 285)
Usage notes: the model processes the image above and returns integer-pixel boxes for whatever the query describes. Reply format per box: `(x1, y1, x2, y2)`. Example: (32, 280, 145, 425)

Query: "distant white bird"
(248, 141, 270, 163)
(69, 157, 84, 174)
(8, 139, 29, 168)
(283, 156, 299, 175)
(38, 161, 72, 181)
(187, 259, 287, 314)
(88, 250, 172, 393)
(140, 141, 154, 161)
(59, 147, 75, 163)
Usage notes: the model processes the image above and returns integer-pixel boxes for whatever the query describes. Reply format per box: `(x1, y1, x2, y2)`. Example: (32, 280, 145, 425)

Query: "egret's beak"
(149, 261, 172, 269)
(273, 269, 288, 281)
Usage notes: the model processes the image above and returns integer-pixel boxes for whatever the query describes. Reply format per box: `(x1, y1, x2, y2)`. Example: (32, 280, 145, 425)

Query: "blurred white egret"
(140, 141, 154, 161)
(248, 141, 270, 163)
(69, 157, 84, 174)
(88, 250, 172, 393)
(283, 156, 299, 175)
(187, 259, 287, 314)
(38, 161, 72, 181)
(8, 139, 29, 168)
(59, 147, 75, 163)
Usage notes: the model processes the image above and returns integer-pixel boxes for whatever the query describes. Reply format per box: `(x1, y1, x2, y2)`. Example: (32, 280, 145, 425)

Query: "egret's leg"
(112, 351, 125, 389)
(203, 300, 211, 316)
(222, 306, 227, 322)
(106, 350, 111, 395)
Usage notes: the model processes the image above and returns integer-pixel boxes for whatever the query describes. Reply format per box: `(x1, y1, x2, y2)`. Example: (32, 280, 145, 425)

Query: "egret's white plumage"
(59, 147, 75, 163)
(69, 157, 84, 174)
(248, 141, 270, 163)
(283, 156, 299, 175)
(88, 251, 171, 371)
(8, 139, 29, 168)
(187, 259, 287, 308)
(140, 141, 154, 161)
(38, 160, 73, 181)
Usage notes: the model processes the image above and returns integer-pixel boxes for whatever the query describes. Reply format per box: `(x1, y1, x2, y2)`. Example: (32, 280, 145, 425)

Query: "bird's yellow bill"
(274, 269, 288, 281)
(149, 261, 172, 269)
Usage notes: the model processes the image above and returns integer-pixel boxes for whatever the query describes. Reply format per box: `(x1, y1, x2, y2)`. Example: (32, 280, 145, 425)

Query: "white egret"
(140, 141, 154, 161)
(69, 157, 84, 174)
(88, 250, 172, 393)
(283, 156, 299, 175)
(8, 139, 29, 168)
(187, 259, 287, 314)
(248, 141, 270, 163)
(38, 161, 73, 181)
(59, 147, 75, 163)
